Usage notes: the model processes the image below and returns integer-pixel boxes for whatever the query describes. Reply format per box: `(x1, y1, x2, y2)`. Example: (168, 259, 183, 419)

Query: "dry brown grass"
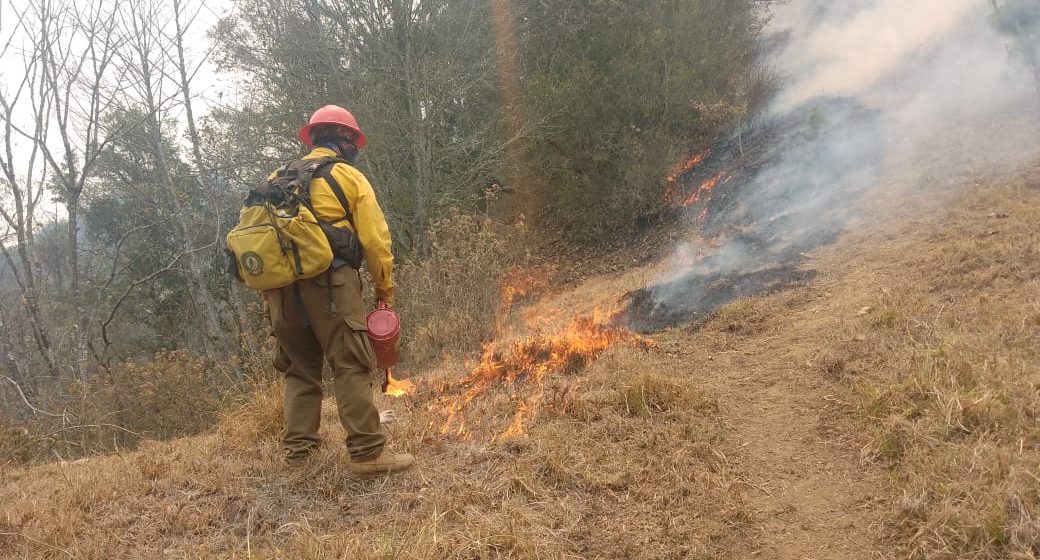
(808, 173, 1040, 559)
(0, 350, 228, 466)
(0, 343, 741, 559)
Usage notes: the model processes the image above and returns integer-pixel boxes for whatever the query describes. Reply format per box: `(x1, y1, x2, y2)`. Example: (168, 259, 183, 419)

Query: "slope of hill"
(2, 167, 1038, 559)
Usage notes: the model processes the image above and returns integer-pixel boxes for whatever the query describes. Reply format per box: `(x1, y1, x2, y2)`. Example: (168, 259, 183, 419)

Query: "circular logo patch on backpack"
(241, 252, 265, 276)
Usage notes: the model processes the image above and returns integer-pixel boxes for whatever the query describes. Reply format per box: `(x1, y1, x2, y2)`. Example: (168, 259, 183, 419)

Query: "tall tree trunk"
(66, 195, 90, 379)
(2, 242, 54, 375)
(134, 29, 224, 363)
(407, 85, 428, 251)
(392, 0, 431, 250)
(171, 0, 237, 364)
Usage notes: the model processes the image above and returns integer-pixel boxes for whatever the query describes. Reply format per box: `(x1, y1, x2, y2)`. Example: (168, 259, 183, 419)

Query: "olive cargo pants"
(267, 266, 386, 462)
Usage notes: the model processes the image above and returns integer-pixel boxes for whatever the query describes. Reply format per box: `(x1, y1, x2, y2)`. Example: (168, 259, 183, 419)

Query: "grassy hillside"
(1, 169, 1038, 559)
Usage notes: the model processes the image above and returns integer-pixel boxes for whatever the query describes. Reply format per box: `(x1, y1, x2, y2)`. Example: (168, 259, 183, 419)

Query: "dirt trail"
(716, 347, 888, 558)
(652, 281, 895, 559)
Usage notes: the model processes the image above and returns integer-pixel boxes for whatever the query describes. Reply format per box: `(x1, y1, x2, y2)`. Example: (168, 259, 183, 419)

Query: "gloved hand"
(376, 287, 395, 310)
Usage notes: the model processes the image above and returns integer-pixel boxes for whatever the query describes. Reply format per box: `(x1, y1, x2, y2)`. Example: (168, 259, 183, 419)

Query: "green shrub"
(520, 0, 769, 242)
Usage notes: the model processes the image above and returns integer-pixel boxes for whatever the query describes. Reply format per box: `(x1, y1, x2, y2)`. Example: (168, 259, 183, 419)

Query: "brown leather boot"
(349, 449, 415, 475)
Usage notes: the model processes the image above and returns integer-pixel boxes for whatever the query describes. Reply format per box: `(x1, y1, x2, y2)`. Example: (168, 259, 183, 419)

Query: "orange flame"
(436, 309, 653, 438)
(383, 369, 416, 397)
(680, 171, 726, 206)
(663, 169, 731, 230)
(663, 150, 732, 219)
(667, 151, 709, 184)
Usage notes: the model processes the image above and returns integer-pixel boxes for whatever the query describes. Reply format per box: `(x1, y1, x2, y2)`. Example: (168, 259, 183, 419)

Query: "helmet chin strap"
(322, 141, 359, 164)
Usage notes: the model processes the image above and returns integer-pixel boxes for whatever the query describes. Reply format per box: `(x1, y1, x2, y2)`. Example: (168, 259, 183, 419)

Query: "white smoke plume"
(631, 0, 1040, 329)
(771, 0, 1039, 177)
(772, 0, 981, 110)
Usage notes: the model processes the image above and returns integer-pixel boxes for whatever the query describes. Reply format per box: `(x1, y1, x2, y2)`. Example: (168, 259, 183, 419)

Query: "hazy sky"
(0, 0, 234, 131)
(178, 0, 236, 118)
(0, 0, 234, 220)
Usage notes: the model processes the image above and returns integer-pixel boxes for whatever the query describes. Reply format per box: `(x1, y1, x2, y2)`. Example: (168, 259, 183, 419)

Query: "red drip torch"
(366, 301, 401, 393)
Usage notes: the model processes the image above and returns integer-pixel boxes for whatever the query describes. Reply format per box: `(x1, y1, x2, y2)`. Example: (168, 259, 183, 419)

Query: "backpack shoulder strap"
(312, 158, 357, 229)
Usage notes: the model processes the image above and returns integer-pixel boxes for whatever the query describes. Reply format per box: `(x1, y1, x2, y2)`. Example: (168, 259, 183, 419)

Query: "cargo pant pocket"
(326, 316, 377, 375)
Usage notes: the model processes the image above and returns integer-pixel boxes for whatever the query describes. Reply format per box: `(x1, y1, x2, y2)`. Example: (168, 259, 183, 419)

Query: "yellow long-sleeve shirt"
(285, 147, 395, 304)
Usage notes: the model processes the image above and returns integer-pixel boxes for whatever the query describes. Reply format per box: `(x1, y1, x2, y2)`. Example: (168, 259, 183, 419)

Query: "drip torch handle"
(377, 299, 388, 310)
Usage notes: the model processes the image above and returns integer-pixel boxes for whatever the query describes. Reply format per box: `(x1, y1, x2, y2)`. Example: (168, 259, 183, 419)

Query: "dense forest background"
(3, 0, 1031, 463)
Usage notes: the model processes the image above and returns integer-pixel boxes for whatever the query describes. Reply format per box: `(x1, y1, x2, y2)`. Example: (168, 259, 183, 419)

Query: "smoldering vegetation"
(621, 0, 1040, 333)
(621, 98, 880, 332)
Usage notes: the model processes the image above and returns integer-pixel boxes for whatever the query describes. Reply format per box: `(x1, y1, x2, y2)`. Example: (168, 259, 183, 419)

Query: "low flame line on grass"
(433, 311, 653, 439)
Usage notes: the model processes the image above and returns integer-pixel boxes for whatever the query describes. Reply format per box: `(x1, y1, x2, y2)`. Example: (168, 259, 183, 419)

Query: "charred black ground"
(621, 97, 883, 332)
(618, 264, 816, 333)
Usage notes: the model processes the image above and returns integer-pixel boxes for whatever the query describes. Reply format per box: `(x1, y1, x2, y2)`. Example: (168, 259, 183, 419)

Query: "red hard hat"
(297, 105, 368, 149)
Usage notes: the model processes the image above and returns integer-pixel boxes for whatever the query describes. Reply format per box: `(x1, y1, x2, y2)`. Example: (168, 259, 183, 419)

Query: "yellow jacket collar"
(305, 147, 338, 159)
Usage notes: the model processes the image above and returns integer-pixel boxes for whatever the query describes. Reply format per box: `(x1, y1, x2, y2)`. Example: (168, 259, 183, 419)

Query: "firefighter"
(268, 105, 414, 474)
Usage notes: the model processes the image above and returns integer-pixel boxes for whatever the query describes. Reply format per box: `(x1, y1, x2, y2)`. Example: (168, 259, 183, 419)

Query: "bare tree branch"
(100, 240, 216, 348)
(1, 375, 63, 417)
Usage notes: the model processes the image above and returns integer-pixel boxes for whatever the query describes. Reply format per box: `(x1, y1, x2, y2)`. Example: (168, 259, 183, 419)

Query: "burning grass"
(663, 149, 731, 219)
(432, 311, 654, 438)
(0, 253, 724, 559)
